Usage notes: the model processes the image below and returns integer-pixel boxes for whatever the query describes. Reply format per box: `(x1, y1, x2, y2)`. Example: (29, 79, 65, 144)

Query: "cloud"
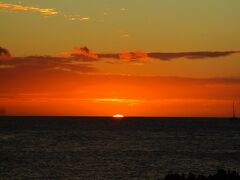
(119, 51, 149, 61)
(0, 46, 11, 56)
(99, 50, 239, 62)
(120, 34, 130, 38)
(0, 64, 15, 69)
(0, 2, 59, 15)
(98, 53, 119, 59)
(120, 8, 127, 11)
(0, 52, 96, 74)
(4, 46, 237, 63)
(148, 51, 239, 61)
(78, 17, 90, 21)
(64, 15, 90, 21)
(70, 47, 99, 60)
(1, 46, 239, 72)
(0, 2, 92, 21)
(63, 47, 239, 62)
(0, 47, 11, 60)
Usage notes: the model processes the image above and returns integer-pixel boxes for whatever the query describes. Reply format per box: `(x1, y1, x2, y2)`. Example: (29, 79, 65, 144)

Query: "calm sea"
(0, 117, 240, 179)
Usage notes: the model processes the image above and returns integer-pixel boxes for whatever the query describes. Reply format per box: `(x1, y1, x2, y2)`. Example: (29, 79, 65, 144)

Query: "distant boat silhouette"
(229, 101, 238, 121)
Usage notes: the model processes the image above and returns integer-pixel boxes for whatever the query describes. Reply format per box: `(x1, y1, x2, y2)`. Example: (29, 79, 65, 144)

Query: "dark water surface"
(0, 117, 240, 179)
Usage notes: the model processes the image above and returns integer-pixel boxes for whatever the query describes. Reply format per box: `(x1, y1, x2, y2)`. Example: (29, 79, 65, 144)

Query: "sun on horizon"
(113, 114, 125, 119)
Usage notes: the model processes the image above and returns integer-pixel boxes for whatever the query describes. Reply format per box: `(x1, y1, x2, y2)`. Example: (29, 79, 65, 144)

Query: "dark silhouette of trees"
(162, 169, 240, 180)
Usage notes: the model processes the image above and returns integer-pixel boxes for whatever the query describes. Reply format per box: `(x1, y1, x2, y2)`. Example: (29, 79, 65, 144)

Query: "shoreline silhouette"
(162, 169, 240, 180)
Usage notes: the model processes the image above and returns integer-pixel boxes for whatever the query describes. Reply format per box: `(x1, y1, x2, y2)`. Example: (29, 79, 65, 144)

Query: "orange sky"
(0, 66, 239, 116)
(0, 1, 240, 116)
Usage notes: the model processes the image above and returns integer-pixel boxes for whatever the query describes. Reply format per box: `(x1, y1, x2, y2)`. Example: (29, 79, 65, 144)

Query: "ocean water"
(0, 117, 240, 179)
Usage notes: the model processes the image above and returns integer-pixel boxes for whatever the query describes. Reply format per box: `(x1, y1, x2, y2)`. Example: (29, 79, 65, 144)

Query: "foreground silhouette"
(162, 169, 240, 180)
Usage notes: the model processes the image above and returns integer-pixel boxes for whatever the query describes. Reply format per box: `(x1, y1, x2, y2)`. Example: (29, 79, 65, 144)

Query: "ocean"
(0, 117, 240, 179)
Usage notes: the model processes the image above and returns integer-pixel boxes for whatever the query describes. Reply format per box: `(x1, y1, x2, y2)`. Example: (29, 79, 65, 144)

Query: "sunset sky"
(0, 0, 240, 116)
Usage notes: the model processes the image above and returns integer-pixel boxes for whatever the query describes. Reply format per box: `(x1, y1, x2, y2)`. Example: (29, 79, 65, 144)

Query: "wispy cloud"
(64, 15, 90, 21)
(0, 64, 15, 69)
(0, 2, 59, 15)
(0, 2, 94, 22)
(0, 2, 93, 21)
(120, 8, 127, 11)
(120, 34, 130, 39)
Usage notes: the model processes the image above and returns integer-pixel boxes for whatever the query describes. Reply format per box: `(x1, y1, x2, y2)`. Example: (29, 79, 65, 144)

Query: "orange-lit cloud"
(119, 51, 149, 61)
(70, 47, 99, 60)
(0, 2, 59, 15)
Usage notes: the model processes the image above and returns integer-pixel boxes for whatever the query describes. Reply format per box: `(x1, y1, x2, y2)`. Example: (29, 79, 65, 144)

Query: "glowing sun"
(113, 114, 124, 118)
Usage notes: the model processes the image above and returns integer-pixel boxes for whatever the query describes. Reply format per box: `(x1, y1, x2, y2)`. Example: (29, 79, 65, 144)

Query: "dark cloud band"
(148, 51, 238, 60)
(0, 46, 239, 72)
